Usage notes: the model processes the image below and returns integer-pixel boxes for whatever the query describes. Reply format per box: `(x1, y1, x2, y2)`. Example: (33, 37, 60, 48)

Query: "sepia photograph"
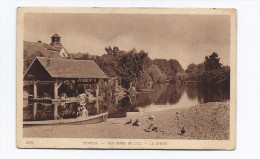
(16, 7, 237, 149)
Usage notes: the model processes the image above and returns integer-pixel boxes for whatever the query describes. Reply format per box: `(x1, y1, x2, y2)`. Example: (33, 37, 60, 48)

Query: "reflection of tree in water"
(104, 83, 230, 118)
(197, 84, 230, 103)
(167, 84, 185, 105)
(185, 83, 230, 103)
(186, 83, 199, 100)
(132, 84, 185, 107)
(102, 84, 186, 118)
(103, 97, 120, 118)
(105, 96, 138, 118)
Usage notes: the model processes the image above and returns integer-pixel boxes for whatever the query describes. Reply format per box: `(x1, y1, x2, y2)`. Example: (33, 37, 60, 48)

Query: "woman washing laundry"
(76, 105, 89, 118)
(76, 90, 91, 118)
(78, 92, 87, 106)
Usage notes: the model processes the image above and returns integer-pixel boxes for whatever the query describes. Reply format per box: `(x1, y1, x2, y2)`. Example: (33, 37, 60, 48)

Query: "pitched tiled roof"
(35, 57, 108, 79)
(51, 33, 61, 38)
(24, 41, 69, 58)
(24, 41, 61, 58)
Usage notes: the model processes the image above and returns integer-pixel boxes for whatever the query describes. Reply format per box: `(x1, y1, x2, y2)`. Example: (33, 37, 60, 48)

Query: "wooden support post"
(54, 78, 58, 99)
(75, 79, 78, 95)
(33, 81, 37, 98)
(33, 102, 37, 120)
(95, 100, 99, 113)
(96, 79, 100, 97)
(54, 103, 58, 120)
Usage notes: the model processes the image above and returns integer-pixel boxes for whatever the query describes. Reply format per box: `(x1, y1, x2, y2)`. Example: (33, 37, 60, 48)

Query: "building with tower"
(24, 33, 69, 59)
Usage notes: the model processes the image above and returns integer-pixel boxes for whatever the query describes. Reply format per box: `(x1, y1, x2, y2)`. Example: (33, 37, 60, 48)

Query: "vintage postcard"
(16, 7, 237, 149)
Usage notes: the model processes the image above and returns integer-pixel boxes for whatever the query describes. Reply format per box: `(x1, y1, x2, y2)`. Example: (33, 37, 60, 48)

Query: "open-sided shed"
(24, 57, 108, 99)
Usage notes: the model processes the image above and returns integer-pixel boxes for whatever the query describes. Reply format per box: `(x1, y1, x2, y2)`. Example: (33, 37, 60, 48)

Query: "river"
(23, 83, 230, 121)
(107, 83, 230, 118)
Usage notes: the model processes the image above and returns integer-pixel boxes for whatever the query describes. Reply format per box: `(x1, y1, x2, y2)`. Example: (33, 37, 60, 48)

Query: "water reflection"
(106, 96, 139, 118)
(23, 83, 230, 121)
(106, 83, 230, 118)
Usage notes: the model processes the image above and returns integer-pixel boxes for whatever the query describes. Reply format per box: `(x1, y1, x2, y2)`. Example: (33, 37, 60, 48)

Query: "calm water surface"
(107, 83, 230, 118)
(23, 83, 230, 121)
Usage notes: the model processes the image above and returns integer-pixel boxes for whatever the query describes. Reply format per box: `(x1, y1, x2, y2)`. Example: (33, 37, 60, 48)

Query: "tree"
(185, 63, 198, 81)
(168, 59, 184, 74)
(217, 65, 230, 86)
(197, 63, 205, 76)
(204, 52, 222, 71)
(96, 46, 152, 89)
(78, 53, 91, 60)
(148, 64, 166, 83)
(200, 52, 230, 86)
(185, 63, 205, 81)
(152, 58, 184, 83)
(176, 72, 188, 83)
(117, 49, 151, 86)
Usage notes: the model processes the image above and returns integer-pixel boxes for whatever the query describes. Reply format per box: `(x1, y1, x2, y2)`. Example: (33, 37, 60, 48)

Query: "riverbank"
(24, 102, 230, 140)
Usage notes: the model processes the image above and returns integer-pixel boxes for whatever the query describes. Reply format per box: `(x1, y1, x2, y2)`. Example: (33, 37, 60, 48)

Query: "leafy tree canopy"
(96, 46, 152, 83)
(204, 52, 222, 71)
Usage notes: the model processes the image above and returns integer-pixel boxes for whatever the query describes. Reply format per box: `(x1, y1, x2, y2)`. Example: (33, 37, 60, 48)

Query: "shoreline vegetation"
(24, 46, 230, 98)
(24, 102, 230, 140)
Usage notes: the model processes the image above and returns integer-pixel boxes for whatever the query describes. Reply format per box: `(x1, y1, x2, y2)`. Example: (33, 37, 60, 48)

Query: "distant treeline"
(78, 46, 187, 89)
(77, 46, 230, 88)
(185, 52, 230, 87)
(24, 46, 230, 89)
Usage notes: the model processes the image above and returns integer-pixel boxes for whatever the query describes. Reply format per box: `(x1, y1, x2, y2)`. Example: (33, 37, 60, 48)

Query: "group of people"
(60, 90, 94, 118)
(76, 89, 96, 118)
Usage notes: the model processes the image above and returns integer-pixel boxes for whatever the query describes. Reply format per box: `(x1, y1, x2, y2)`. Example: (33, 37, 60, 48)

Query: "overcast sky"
(24, 13, 230, 69)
